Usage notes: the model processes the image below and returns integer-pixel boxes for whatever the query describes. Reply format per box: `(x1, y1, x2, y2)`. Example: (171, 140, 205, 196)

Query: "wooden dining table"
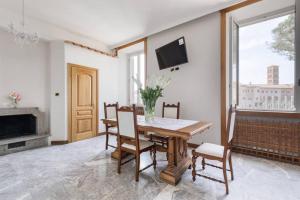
(102, 115, 212, 185)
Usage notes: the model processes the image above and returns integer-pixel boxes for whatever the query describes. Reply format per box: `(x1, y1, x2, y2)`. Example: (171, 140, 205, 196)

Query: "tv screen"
(155, 37, 188, 70)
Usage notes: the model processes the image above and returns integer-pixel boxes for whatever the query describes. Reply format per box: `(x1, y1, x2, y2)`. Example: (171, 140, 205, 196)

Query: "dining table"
(102, 115, 212, 185)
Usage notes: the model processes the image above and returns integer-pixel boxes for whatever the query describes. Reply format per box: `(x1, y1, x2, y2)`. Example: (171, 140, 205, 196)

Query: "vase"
(11, 99, 18, 108)
(144, 105, 155, 122)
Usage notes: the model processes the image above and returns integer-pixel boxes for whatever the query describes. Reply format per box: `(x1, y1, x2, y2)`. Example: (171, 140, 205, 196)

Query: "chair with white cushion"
(117, 105, 157, 182)
(192, 105, 236, 195)
(130, 105, 149, 141)
(149, 102, 180, 154)
(162, 102, 180, 119)
(104, 102, 119, 149)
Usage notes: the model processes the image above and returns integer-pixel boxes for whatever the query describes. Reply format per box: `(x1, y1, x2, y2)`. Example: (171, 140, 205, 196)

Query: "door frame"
(67, 63, 99, 143)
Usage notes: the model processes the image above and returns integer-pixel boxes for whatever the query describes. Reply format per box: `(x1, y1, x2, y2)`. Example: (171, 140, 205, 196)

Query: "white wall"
(49, 41, 66, 140)
(117, 53, 129, 105)
(49, 43, 122, 140)
(147, 13, 221, 144)
(0, 31, 128, 142)
(0, 29, 50, 130)
(65, 44, 121, 130)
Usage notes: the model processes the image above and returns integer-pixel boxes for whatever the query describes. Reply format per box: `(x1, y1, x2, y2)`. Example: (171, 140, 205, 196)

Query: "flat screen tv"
(155, 37, 188, 70)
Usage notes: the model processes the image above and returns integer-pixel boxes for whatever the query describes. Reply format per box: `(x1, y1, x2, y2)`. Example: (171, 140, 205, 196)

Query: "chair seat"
(121, 140, 154, 151)
(108, 127, 118, 134)
(139, 134, 150, 141)
(106, 118, 117, 126)
(195, 143, 225, 158)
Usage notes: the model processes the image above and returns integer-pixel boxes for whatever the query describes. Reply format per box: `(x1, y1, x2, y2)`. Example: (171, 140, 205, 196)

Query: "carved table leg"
(159, 137, 191, 185)
(111, 132, 148, 159)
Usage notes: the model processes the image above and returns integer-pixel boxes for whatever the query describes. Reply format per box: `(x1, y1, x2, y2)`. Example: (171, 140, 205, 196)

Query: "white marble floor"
(0, 136, 299, 200)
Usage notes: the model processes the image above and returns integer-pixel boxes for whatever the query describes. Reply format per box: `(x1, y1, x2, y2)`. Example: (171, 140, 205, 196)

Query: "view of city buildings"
(239, 65, 295, 111)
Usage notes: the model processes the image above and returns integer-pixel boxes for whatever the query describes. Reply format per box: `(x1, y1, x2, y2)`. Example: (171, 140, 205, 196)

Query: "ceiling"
(0, 0, 243, 48)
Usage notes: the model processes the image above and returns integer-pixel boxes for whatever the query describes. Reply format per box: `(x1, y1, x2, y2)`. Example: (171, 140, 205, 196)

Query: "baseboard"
(97, 132, 106, 136)
(51, 140, 69, 145)
(51, 133, 105, 145)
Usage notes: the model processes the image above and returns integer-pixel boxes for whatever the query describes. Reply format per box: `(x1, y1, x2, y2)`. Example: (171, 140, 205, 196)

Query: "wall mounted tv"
(155, 37, 188, 70)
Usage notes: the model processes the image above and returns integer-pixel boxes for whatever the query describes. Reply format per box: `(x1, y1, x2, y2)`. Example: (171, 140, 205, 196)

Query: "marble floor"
(0, 136, 299, 200)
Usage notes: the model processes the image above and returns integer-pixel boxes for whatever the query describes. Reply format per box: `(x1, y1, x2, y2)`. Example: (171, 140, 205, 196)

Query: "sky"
(239, 14, 295, 85)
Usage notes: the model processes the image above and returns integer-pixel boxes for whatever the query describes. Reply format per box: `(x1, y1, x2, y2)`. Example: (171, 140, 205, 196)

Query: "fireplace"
(0, 107, 49, 155)
(0, 114, 37, 140)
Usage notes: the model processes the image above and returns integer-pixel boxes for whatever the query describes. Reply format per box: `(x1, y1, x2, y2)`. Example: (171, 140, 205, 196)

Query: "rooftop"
(240, 84, 294, 89)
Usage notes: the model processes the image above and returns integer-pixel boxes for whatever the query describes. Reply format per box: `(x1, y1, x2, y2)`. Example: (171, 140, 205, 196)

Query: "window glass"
(129, 52, 145, 105)
(239, 13, 295, 111)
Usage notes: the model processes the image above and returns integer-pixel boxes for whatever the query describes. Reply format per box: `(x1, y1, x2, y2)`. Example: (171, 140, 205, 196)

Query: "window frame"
(229, 16, 240, 106)
(231, 6, 297, 112)
(128, 50, 145, 105)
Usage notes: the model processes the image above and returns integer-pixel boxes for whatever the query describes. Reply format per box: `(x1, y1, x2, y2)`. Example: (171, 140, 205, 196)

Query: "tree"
(270, 14, 295, 61)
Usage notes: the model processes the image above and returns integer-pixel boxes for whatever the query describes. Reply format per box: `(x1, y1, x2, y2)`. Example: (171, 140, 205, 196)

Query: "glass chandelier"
(8, 0, 39, 46)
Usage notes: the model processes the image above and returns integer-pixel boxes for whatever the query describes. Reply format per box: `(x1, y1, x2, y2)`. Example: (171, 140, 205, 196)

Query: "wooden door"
(69, 64, 98, 142)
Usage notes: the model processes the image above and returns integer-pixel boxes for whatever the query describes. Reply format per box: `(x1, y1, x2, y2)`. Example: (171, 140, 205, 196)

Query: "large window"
(233, 11, 296, 111)
(129, 52, 145, 105)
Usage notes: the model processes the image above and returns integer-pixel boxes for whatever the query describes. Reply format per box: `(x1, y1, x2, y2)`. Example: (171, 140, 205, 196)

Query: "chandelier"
(8, 0, 39, 46)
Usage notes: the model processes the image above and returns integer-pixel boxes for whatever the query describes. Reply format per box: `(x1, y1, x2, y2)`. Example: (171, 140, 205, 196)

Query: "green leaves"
(138, 74, 171, 112)
(270, 14, 295, 61)
(140, 86, 163, 109)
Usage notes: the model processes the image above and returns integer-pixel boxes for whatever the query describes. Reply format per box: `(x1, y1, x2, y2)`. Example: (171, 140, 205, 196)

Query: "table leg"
(111, 132, 148, 159)
(159, 137, 191, 185)
(111, 135, 132, 160)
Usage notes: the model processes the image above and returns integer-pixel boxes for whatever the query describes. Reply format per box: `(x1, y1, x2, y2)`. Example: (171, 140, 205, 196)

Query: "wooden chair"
(192, 105, 236, 194)
(116, 105, 157, 182)
(135, 106, 145, 115)
(104, 102, 119, 150)
(136, 106, 151, 141)
(129, 105, 149, 141)
(149, 102, 180, 152)
(162, 102, 180, 119)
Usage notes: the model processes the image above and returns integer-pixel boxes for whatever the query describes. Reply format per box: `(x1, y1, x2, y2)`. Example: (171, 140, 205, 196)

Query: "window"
(232, 11, 296, 111)
(129, 52, 145, 105)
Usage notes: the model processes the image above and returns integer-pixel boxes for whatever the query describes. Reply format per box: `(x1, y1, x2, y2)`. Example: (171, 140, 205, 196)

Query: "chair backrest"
(222, 105, 236, 159)
(226, 105, 236, 145)
(104, 102, 118, 119)
(135, 106, 145, 116)
(116, 105, 138, 140)
(162, 102, 180, 119)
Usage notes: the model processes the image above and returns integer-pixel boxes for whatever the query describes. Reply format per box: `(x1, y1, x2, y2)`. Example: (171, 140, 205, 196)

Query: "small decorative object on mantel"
(134, 75, 171, 122)
(8, 91, 21, 108)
